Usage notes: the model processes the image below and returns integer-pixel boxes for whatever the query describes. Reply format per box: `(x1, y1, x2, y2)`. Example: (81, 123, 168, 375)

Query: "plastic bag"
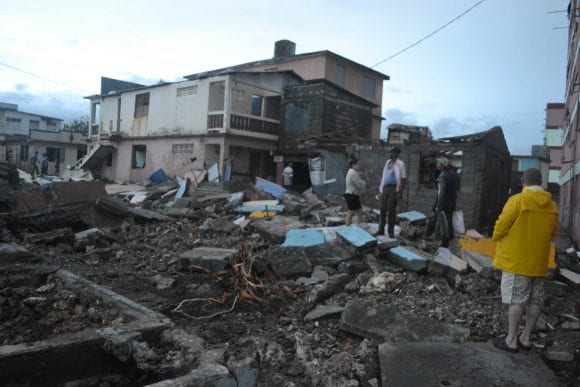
(452, 210, 466, 235)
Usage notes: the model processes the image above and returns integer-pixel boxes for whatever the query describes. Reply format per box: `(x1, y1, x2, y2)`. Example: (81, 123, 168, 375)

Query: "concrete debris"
(0, 243, 34, 261)
(359, 272, 400, 294)
(251, 216, 306, 244)
(307, 273, 353, 308)
(397, 210, 427, 223)
(386, 246, 431, 273)
(25, 227, 74, 244)
(340, 298, 469, 342)
(336, 225, 377, 253)
(559, 268, 580, 284)
(152, 274, 176, 290)
(256, 246, 313, 279)
(282, 228, 325, 248)
(561, 321, 580, 330)
(178, 247, 238, 272)
(378, 342, 562, 387)
(461, 250, 500, 280)
(304, 305, 345, 322)
(128, 207, 172, 222)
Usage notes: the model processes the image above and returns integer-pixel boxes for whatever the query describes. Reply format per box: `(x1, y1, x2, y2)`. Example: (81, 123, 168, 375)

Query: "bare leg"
(506, 304, 525, 349)
(519, 304, 541, 346)
(345, 210, 353, 226)
(353, 209, 362, 224)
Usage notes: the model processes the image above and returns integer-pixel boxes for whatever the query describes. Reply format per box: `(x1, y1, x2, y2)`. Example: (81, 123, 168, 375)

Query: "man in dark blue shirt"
(30, 150, 39, 178)
(41, 153, 49, 177)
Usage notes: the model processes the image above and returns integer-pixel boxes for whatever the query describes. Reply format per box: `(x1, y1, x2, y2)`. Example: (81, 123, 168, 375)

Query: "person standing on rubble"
(435, 158, 458, 248)
(283, 163, 294, 191)
(40, 153, 49, 177)
(30, 150, 39, 178)
(376, 147, 406, 238)
(344, 156, 366, 226)
(492, 168, 558, 353)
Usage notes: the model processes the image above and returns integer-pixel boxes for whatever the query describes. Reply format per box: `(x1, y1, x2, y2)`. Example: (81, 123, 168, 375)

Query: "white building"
(0, 102, 63, 136)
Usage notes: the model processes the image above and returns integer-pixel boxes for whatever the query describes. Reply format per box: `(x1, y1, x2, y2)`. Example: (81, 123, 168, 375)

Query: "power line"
(0, 60, 78, 91)
(372, 0, 486, 68)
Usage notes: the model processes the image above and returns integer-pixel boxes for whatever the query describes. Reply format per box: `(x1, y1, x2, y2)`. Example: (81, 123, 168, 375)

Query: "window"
(172, 143, 194, 154)
(134, 93, 150, 118)
(336, 65, 346, 87)
(20, 145, 29, 161)
(251, 95, 263, 116)
(5, 150, 14, 162)
(177, 86, 197, 97)
(6, 117, 21, 123)
(47, 147, 65, 162)
(132, 145, 146, 168)
(362, 76, 376, 99)
(29, 120, 39, 130)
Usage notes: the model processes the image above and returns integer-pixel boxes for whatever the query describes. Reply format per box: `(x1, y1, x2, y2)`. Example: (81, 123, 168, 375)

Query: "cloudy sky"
(0, 0, 569, 154)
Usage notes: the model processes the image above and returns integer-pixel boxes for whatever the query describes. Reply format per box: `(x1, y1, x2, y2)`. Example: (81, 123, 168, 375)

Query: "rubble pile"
(1, 176, 579, 386)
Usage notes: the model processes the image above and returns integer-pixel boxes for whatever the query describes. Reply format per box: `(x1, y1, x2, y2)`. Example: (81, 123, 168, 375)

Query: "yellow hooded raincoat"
(492, 187, 558, 277)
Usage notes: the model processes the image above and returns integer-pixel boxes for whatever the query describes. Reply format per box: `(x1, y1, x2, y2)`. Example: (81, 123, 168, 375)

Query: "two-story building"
(83, 41, 389, 185)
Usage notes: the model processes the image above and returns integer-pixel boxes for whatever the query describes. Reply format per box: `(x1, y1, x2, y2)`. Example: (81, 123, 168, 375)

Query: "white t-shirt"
(283, 166, 293, 186)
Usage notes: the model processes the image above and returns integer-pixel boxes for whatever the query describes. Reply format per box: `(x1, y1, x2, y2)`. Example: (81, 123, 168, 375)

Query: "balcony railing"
(230, 114, 279, 135)
(207, 113, 224, 129)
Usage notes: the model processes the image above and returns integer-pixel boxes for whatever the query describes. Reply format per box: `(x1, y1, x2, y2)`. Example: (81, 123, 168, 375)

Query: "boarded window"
(362, 77, 376, 99)
(134, 93, 150, 118)
(47, 147, 65, 162)
(336, 65, 346, 87)
(172, 143, 194, 153)
(20, 145, 29, 161)
(132, 145, 146, 168)
(251, 95, 263, 116)
(177, 85, 197, 97)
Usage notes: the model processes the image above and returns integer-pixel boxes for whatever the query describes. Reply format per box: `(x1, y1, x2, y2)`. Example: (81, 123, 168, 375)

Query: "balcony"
(207, 113, 224, 130)
(230, 113, 279, 136)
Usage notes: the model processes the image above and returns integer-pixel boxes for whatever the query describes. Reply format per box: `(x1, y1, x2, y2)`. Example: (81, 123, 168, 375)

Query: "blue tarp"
(176, 177, 188, 199)
(336, 225, 377, 249)
(149, 168, 167, 184)
(234, 205, 285, 213)
(282, 229, 326, 248)
(256, 177, 287, 198)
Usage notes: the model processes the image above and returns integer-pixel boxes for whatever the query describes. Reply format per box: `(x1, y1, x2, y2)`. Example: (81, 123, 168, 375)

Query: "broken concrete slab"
(146, 364, 237, 387)
(544, 346, 577, 372)
(340, 298, 469, 343)
(255, 177, 287, 198)
(0, 243, 35, 262)
(74, 228, 105, 250)
(386, 246, 431, 273)
(311, 266, 331, 282)
(200, 217, 239, 234)
(336, 225, 377, 253)
(178, 247, 238, 272)
(255, 247, 312, 279)
(432, 247, 468, 272)
(378, 342, 562, 387)
(96, 196, 129, 217)
(304, 305, 345, 322)
(282, 229, 325, 248)
(128, 207, 172, 222)
(397, 210, 427, 223)
(25, 227, 73, 244)
(461, 250, 500, 280)
(235, 204, 284, 214)
(304, 242, 354, 267)
(307, 273, 353, 308)
(162, 207, 199, 219)
(250, 216, 306, 244)
(323, 216, 345, 227)
(559, 268, 580, 285)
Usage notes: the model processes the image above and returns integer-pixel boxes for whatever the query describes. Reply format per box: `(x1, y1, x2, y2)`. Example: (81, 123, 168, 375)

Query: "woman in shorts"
(344, 157, 366, 226)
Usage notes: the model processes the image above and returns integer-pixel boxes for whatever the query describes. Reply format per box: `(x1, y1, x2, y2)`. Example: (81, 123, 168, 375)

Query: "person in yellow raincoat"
(491, 168, 558, 353)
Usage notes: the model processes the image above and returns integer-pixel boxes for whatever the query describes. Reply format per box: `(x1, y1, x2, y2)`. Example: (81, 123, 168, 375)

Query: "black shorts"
(344, 193, 362, 211)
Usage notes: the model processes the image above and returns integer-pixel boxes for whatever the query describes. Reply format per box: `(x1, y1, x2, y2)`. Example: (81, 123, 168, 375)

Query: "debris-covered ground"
(1, 173, 579, 386)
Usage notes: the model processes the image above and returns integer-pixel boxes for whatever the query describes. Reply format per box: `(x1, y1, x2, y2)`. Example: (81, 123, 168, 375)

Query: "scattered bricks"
(461, 250, 500, 280)
(336, 225, 377, 254)
(281, 228, 325, 248)
(386, 246, 431, 273)
(561, 321, 580, 330)
(304, 305, 344, 322)
(24, 227, 73, 244)
(251, 216, 306, 244)
(559, 268, 580, 285)
(178, 247, 238, 272)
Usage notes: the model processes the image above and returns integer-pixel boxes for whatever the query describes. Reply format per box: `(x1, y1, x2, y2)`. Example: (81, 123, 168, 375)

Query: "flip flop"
(493, 337, 519, 353)
(517, 337, 532, 351)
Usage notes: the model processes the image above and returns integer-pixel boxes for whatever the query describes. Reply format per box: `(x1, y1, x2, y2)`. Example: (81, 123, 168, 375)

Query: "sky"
(0, 0, 570, 155)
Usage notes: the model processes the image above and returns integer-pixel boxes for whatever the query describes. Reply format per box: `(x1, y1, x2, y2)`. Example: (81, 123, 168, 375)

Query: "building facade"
(0, 102, 63, 136)
(545, 102, 565, 188)
(562, 2, 580, 245)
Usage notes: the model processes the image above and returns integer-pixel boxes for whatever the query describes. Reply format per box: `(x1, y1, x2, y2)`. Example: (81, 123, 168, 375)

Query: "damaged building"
(82, 40, 389, 186)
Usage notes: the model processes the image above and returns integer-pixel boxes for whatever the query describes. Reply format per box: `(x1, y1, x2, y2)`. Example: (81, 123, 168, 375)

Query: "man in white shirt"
(283, 163, 294, 190)
(377, 147, 406, 238)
